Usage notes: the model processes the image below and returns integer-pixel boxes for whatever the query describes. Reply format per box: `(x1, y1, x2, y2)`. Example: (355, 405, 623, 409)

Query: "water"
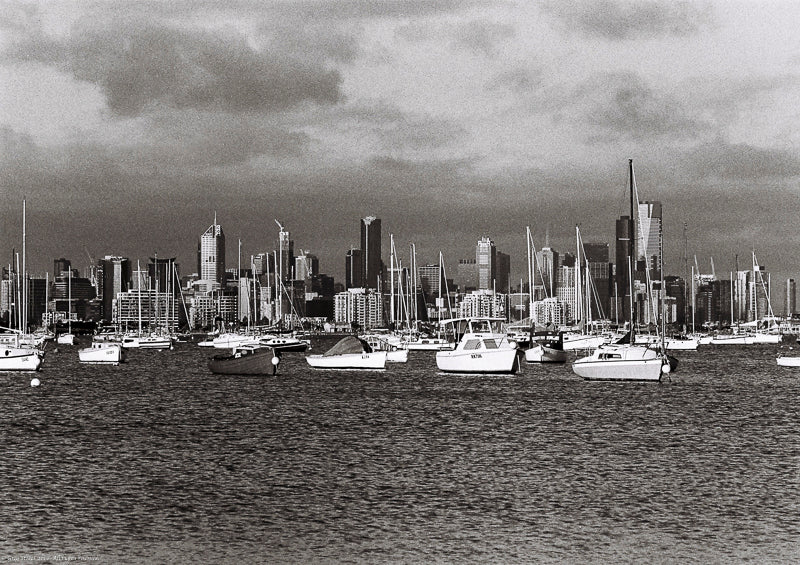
(1, 338, 798, 564)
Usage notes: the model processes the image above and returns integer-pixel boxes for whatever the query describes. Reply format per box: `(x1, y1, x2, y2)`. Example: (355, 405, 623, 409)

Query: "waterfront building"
(198, 216, 226, 287)
(532, 297, 567, 327)
(334, 288, 383, 329)
(54, 258, 71, 277)
(360, 216, 382, 290)
(786, 278, 796, 317)
(417, 264, 442, 302)
(115, 289, 180, 332)
(696, 279, 732, 327)
(458, 289, 506, 319)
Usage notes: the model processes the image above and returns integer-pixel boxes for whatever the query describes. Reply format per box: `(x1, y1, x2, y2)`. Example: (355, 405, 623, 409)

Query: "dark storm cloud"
(540, 0, 712, 40)
(577, 72, 710, 142)
(487, 67, 544, 95)
(5, 19, 343, 117)
(685, 141, 800, 182)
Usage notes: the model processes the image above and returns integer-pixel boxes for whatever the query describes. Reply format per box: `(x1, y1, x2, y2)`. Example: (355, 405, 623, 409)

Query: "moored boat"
(306, 336, 387, 369)
(79, 342, 125, 365)
(436, 318, 519, 374)
(361, 334, 408, 363)
(525, 332, 567, 363)
(776, 354, 800, 367)
(122, 333, 173, 349)
(208, 345, 279, 375)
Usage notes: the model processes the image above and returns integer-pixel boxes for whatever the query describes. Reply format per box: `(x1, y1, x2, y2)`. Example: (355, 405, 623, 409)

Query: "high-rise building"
(98, 256, 131, 323)
(496, 251, 510, 292)
(54, 258, 71, 276)
(749, 265, 771, 321)
(360, 216, 382, 290)
(345, 248, 364, 289)
(277, 225, 294, 281)
(476, 237, 496, 290)
(638, 201, 662, 281)
(418, 264, 443, 302)
(786, 278, 796, 318)
(535, 246, 558, 298)
(148, 257, 179, 296)
(334, 287, 383, 329)
(584, 242, 611, 319)
(456, 259, 478, 292)
(295, 252, 318, 283)
(198, 216, 225, 286)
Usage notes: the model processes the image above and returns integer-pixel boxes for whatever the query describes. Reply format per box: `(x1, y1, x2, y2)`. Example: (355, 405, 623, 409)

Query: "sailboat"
(121, 261, 172, 349)
(572, 160, 672, 381)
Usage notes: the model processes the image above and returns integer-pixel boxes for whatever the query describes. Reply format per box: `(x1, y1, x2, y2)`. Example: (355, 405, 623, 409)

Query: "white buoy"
(661, 363, 671, 374)
(30, 377, 40, 387)
(272, 356, 280, 366)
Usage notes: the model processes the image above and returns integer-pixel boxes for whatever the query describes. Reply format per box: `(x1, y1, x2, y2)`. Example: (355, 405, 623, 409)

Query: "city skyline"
(2, 2, 799, 291)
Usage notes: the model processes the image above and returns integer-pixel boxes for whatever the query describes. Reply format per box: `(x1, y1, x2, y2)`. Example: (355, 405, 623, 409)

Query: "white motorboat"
(525, 332, 567, 363)
(572, 343, 668, 381)
(258, 334, 310, 352)
(752, 332, 782, 344)
(777, 354, 800, 367)
(306, 336, 387, 369)
(634, 334, 699, 351)
(121, 334, 173, 349)
(198, 332, 259, 349)
(0, 345, 43, 371)
(361, 334, 408, 363)
(436, 318, 519, 374)
(79, 342, 125, 365)
(405, 336, 454, 351)
(710, 333, 755, 345)
(56, 333, 75, 345)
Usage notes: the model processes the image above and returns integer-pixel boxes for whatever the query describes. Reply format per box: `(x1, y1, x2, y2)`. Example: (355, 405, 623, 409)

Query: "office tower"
(584, 242, 611, 319)
(54, 258, 71, 276)
(456, 259, 478, 292)
(535, 246, 558, 298)
(615, 215, 633, 300)
(418, 264, 443, 301)
(749, 265, 770, 321)
(345, 248, 364, 289)
(360, 216, 382, 289)
(277, 226, 294, 281)
(98, 256, 132, 323)
(198, 216, 226, 285)
(476, 237, 496, 290)
(786, 278, 796, 317)
(638, 201, 662, 281)
(295, 252, 318, 283)
(148, 257, 178, 296)
(496, 251, 510, 292)
(334, 288, 383, 329)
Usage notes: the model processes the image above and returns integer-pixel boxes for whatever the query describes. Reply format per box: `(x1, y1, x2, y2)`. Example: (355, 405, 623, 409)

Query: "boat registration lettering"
(470, 353, 482, 359)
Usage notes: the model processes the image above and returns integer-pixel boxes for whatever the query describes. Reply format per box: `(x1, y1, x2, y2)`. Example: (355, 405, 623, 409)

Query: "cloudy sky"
(2, 0, 799, 294)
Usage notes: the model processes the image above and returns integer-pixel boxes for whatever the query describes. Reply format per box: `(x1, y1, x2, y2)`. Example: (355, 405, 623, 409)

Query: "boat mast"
(628, 159, 636, 343)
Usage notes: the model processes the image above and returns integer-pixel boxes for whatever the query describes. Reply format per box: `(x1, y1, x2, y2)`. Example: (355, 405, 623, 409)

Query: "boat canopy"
(323, 336, 372, 356)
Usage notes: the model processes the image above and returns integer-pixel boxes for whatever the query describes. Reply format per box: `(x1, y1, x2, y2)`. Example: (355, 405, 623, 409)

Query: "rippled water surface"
(1, 338, 799, 563)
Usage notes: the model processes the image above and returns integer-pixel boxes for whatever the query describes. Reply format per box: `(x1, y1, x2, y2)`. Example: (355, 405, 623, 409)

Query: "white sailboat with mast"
(572, 159, 672, 381)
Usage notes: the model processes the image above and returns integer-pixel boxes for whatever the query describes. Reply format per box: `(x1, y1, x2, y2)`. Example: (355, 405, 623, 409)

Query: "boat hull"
(572, 357, 665, 381)
(0, 347, 43, 371)
(209, 348, 278, 375)
(777, 356, 800, 367)
(436, 348, 519, 374)
(79, 344, 125, 365)
(122, 336, 173, 349)
(305, 352, 387, 369)
(562, 334, 604, 351)
(710, 335, 755, 345)
(525, 344, 567, 363)
(406, 339, 453, 351)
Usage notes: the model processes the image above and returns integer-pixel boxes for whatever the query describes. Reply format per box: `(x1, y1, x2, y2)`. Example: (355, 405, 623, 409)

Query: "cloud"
(573, 72, 711, 142)
(451, 20, 516, 58)
(4, 18, 344, 117)
(540, 0, 712, 40)
(684, 141, 800, 182)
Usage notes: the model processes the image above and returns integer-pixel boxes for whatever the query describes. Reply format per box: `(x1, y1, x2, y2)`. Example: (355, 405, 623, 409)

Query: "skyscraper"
(345, 248, 364, 289)
(198, 216, 225, 286)
(638, 201, 662, 281)
(476, 236, 496, 290)
(99, 256, 132, 323)
(786, 278, 796, 318)
(584, 242, 611, 319)
(535, 246, 558, 299)
(360, 216, 382, 289)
